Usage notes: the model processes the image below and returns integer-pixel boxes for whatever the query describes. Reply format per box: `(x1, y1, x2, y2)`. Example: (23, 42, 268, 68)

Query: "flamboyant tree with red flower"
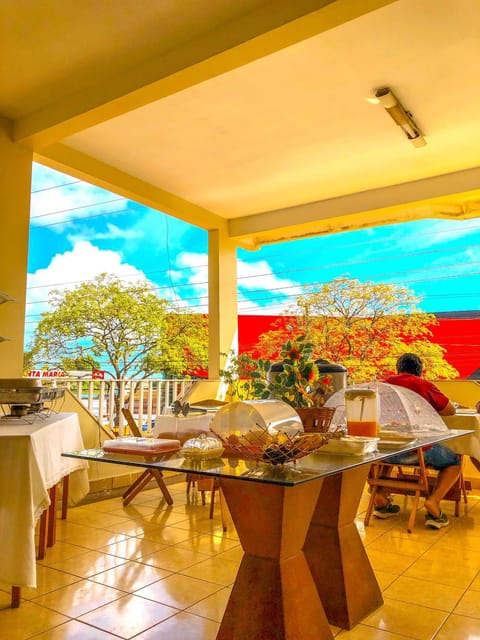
(250, 278, 457, 384)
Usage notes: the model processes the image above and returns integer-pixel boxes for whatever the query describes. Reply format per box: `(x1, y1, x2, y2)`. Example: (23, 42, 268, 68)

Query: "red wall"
(238, 314, 480, 379)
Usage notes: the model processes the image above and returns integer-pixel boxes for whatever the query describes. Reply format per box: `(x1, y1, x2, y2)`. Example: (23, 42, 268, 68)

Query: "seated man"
(374, 353, 460, 529)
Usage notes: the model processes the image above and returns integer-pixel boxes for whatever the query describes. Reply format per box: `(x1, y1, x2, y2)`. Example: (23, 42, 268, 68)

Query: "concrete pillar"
(0, 118, 33, 377)
(208, 228, 238, 380)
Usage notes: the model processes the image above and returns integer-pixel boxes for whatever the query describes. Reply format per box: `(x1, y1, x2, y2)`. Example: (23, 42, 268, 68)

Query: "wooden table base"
(303, 466, 383, 629)
(218, 478, 332, 640)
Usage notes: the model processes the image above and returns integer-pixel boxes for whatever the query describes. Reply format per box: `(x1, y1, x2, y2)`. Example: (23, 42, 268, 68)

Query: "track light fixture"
(374, 87, 426, 148)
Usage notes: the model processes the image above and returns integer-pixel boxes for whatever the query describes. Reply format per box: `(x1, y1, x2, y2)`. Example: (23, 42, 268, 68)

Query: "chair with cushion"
(364, 448, 468, 532)
(110, 408, 181, 506)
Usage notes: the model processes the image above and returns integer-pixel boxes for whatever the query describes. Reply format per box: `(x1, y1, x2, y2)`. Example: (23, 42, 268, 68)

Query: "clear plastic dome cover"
(325, 381, 449, 435)
(209, 399, 303, 438)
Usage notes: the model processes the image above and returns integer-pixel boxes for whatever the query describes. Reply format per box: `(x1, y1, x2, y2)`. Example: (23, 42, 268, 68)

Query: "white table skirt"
(443, 412, 480, 459)
(0, 412, 88, 588)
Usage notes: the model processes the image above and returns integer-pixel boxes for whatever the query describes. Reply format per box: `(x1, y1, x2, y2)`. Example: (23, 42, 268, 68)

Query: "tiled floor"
(2, 479, 480, 639)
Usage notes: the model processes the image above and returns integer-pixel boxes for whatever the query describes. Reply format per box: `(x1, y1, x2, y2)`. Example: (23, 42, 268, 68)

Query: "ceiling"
(3, 0, 480, 249)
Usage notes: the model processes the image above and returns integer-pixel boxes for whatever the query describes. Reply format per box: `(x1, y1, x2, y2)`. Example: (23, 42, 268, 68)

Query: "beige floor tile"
(374, 570, 399, 592)
(36, 540, 92, 565)
(174, 533, 240, 556)
(186, 587, 231, 622)
(362, 597, 448, 639)
(134, 573, 223, 609)
(48, 549, 129, 578)
(66, 511, 132, 528)
(180, 557, 239, 586)
(214, 544, 244, 564)
(434, 613, 480, 639)
(404, 552, 480, 589)
(88, 560, 171, 591)
(142, 546, 210, 572)
(383, 575, 464, 612)
(0, 600, 69, 640)
(55, 521, 129, 549)
(135, 610, 220, 639)
(19, 565, 81, 599)
(139, 525, 195, 546)
(97, 536, 166, 560)
(32, 618, 122, 639)
(366, 549, 416, 575)
(335, 624, 417, 639)
(453, 588, 480, 618)
(78, 593, 178, 638)
(467, 571, 480, 591)
(32, 579, 124, 617)
(367, 534, 433, 557)
(101, 520, 156, 537)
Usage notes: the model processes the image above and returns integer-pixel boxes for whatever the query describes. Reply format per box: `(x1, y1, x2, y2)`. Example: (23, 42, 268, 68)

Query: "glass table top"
(62, 429, 472, 487)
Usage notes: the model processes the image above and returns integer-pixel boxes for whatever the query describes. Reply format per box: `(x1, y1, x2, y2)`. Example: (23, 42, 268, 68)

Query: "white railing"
(48, 377, 194, 434)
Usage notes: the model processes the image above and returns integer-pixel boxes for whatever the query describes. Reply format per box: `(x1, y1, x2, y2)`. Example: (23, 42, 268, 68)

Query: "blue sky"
(26, 162, 480, 346)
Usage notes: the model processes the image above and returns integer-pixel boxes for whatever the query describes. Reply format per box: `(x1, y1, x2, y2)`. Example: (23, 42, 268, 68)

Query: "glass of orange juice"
(344, 388, 379, 437)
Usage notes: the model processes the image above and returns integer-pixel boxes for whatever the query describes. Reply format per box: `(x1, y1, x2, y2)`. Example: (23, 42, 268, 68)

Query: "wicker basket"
(294, 406, 336, 432)
(210, 423, 342, 466)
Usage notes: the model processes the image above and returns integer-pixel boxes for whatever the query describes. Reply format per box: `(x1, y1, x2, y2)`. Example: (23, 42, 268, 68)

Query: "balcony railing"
(48, 377, 194, 434)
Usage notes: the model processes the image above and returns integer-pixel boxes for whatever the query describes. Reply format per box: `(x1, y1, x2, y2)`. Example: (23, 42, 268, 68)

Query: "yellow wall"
(0, 119, 32, 376)
(433, 379, 480, 409)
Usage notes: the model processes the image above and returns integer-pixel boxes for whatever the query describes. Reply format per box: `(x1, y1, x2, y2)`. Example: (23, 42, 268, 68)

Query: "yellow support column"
(208, 228, 238, 382)
(0, 118, 33, 377)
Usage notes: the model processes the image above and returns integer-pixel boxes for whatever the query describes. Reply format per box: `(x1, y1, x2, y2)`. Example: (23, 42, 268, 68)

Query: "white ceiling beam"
(230, 166, 480, 247)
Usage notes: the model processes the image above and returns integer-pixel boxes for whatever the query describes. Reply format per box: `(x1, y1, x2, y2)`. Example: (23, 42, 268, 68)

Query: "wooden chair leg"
(218, 485, 228, 532)
(37, 507, 48, 560)
(11, 586, 20, 608)
(408, 491, 421, 533)
(150, 469, 173, 505)
(122, 470, 154, 506)
(47, 484, 57, 547)
(61, 475, 69, 519)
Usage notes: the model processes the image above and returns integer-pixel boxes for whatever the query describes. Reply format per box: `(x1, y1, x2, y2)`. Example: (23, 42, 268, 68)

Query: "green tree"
(253, 278, 458, 383)
(27, 273, 208, 379)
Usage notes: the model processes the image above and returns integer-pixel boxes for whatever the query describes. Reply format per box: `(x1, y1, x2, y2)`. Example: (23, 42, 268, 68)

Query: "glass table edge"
(62, 429, 473, 488)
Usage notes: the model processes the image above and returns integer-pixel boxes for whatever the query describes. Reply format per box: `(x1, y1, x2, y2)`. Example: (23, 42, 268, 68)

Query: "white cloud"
(30, 164, 128, 231)
(67, 223, 144, 243)
(25, 241, 149, 344)
(165, 252, 303, 314)
(237, 258, 302, 294)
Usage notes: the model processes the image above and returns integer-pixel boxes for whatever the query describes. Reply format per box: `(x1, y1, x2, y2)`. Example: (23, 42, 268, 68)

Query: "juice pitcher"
(344, 388, 379, 437)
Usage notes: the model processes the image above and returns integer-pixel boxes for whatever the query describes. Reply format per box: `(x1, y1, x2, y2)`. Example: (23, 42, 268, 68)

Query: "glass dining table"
(63, 428, 472, 640)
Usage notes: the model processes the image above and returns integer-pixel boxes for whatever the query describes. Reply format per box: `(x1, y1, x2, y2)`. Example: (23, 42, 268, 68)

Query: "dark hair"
(396, 353, 423, 376)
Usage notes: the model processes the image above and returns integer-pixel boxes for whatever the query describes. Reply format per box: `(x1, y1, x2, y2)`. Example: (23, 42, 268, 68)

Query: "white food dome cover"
(209, 399, 303, 437)
(325, 381, 449, 434)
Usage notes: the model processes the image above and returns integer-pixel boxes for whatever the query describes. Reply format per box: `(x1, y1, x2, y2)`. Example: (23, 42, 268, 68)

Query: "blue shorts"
(385, 444, 461, 470)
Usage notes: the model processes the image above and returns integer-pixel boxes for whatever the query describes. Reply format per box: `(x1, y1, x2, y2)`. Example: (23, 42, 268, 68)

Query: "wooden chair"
(118, 408, 177, 507)
(365, 449, 468, 533)
(186, 475, 228, 531)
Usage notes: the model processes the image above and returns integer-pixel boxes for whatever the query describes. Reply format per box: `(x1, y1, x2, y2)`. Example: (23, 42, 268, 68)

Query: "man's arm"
(438, 400, 456, 416)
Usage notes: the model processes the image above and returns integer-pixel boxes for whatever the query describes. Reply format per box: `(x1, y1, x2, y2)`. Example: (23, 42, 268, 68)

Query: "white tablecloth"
(0, 412, 88, 588)
(443, 412, 480, 459)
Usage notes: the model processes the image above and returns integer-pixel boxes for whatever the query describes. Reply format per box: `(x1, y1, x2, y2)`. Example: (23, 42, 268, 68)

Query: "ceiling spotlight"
(374, 87, 426, 148)
(0, 291, 15, 304)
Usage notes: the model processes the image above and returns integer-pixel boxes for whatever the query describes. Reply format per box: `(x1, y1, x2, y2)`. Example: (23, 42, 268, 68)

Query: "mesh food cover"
(325, 381, 449, 435)
(209, 399, 303, 439)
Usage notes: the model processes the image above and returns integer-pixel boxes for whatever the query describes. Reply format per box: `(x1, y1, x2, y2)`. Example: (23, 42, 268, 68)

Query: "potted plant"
(221, 336, 329, 408)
